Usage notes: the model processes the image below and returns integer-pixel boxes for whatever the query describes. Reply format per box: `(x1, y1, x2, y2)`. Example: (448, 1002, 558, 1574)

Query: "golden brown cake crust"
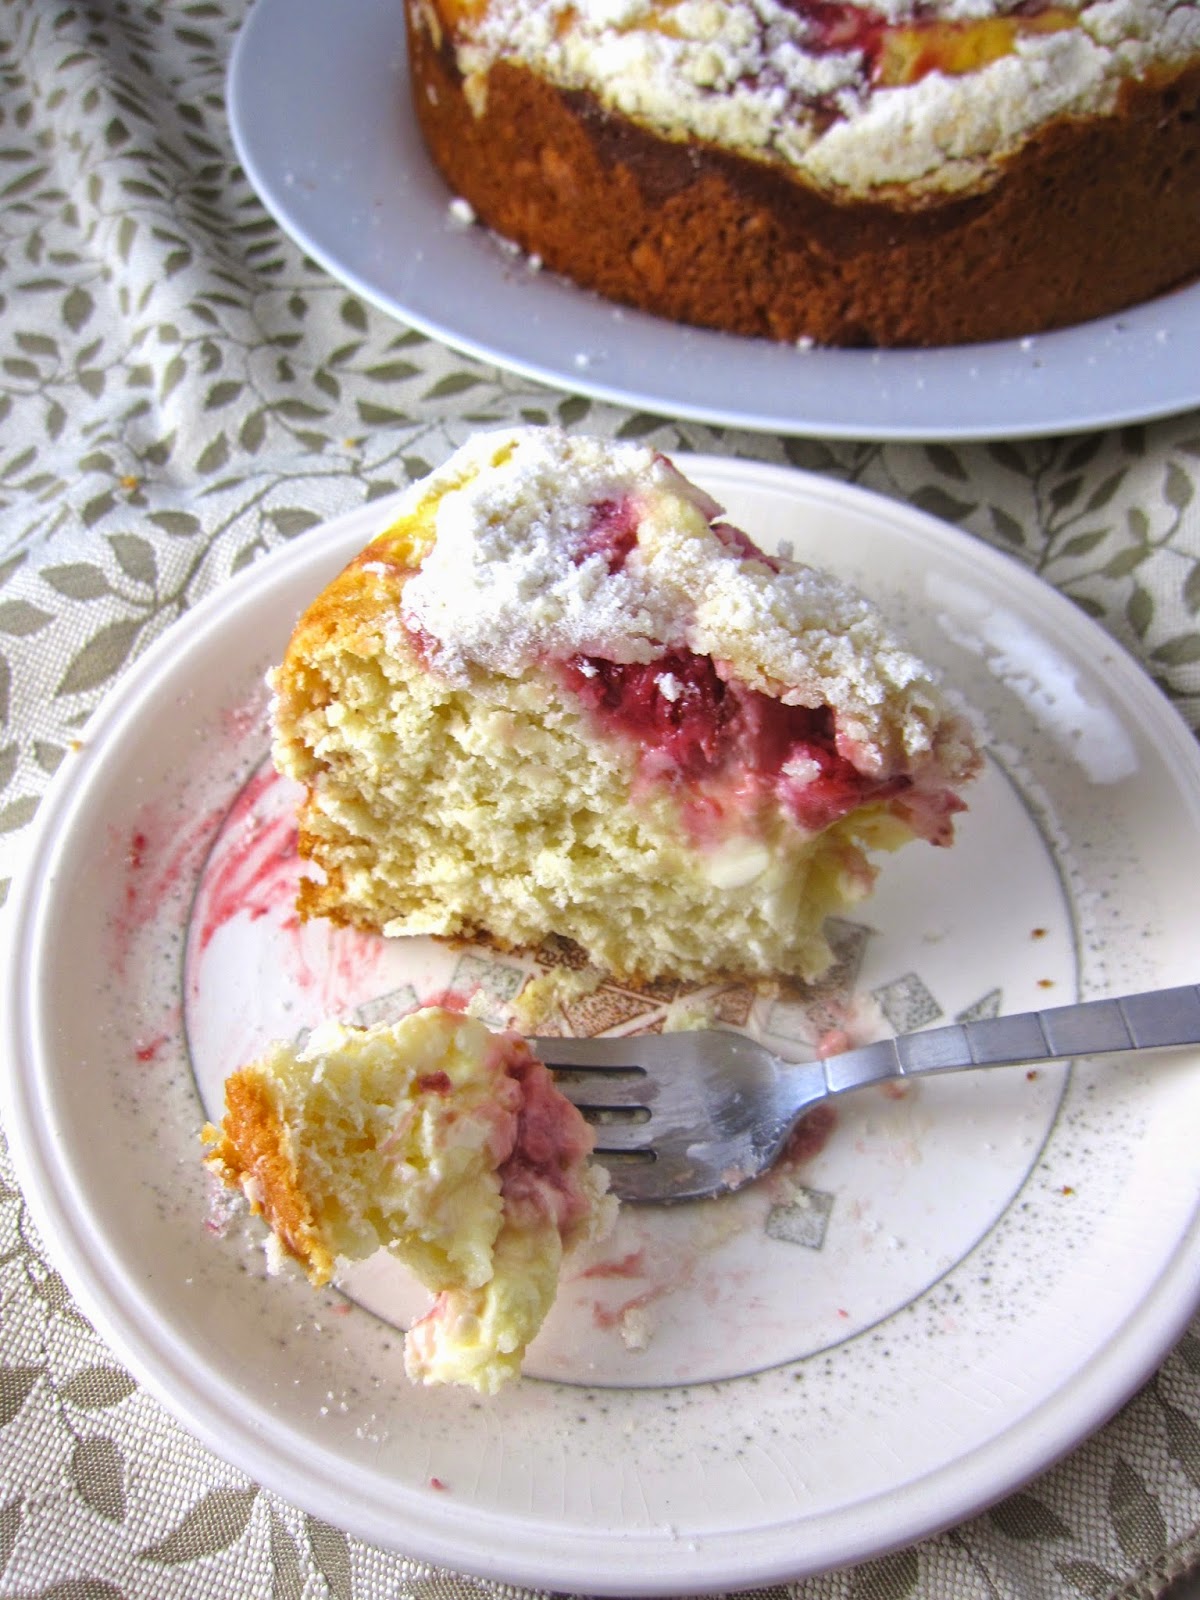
(203, 1071, 334, 1286)
(405, 13, 1200, 348)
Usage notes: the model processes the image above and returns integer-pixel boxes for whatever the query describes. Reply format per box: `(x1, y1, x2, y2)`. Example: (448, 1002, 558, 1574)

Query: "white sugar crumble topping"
(400, 430, 712, 672)
(398, 427, 964, 769)
(442, 0, 1200, 198)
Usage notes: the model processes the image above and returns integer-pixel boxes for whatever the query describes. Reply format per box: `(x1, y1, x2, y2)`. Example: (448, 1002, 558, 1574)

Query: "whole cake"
(405, 0, 1200, 346)
(270, 427, 979, 983)
(202, 1007, 613, 1392)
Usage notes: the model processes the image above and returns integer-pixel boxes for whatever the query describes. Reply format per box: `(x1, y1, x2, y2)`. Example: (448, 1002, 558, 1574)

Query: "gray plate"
(227, 0, 1200, 442)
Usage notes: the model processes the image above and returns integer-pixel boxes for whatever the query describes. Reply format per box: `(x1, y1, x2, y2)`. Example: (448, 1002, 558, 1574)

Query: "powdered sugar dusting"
(398, 427, 977, 776)
(400, 430, 707, 674)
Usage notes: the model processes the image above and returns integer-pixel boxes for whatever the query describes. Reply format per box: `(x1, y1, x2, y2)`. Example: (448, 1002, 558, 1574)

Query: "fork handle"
(823, 983, 1200, 1096)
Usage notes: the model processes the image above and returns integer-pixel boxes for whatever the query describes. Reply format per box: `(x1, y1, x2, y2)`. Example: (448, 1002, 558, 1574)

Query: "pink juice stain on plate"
(186, 762, 391, 1021)
(109, 797, 229, 978)
(193, 764, 301, 956)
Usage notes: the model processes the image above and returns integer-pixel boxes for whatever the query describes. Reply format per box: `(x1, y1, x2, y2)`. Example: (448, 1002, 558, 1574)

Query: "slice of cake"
(271, 426, 980, 984)
(202, 1007, 613, 1393)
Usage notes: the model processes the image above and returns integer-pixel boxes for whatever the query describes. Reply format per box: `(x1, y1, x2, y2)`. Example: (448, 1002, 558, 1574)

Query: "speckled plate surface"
(226, 0, 1200, 441)
(5, 458, 1200, 1594)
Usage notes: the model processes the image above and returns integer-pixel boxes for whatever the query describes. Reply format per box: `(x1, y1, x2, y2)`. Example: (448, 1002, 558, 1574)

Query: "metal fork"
(533, 984, 1200, 1203)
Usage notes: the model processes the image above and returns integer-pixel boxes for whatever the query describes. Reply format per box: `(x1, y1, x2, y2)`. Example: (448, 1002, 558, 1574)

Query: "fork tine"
(552, 1072, 651, 1110)
(600, 1157, 681, 1203)
(530, 1036, 647, 1069)
(584, 1122, 658, 1153)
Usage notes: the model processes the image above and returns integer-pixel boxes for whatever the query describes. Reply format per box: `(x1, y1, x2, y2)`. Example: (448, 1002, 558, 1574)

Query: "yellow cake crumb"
(510, 965, 606, 1031)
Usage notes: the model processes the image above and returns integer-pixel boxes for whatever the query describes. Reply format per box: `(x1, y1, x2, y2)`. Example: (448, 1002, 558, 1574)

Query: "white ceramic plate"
(226, 0, 1200, 442)
(6, 457, 1200, 1594)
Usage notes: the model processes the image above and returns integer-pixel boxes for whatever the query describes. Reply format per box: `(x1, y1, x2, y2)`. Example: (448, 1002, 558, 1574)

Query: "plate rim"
(5, 455, 1200, 1592)
(225, 0, 1200, 444)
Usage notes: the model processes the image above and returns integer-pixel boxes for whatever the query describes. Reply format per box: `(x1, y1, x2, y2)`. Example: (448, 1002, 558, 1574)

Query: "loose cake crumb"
(511, 967, 606, 1030)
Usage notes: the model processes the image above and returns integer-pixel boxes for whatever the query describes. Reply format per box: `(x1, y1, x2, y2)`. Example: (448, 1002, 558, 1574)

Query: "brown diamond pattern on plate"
(624, 1016, 667, 1036)
(804, 990, 858, 1039)
(612, 975, 681, 1004)
(535, 934, 593, 971)
(563, 985, 664, 1037)
(708, 984, 756, 1028)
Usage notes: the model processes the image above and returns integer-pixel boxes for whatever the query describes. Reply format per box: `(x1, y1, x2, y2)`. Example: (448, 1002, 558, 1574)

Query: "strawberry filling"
(788, 0, 889, 69)
(572, 494, 641, 573)
(711, 521, 783, 573)
(495, 1043, 597, 1234)
(561, 647, 912, 834)
(782, 0, 1077, 86)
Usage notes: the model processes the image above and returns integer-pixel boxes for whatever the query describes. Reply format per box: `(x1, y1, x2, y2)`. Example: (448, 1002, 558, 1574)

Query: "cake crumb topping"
(445, 0, 1200, 196)
(397, 427, 969, 773)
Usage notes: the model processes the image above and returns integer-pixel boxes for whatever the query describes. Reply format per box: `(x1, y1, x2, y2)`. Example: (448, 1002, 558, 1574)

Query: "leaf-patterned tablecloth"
(2, 3, 1200, 1596)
